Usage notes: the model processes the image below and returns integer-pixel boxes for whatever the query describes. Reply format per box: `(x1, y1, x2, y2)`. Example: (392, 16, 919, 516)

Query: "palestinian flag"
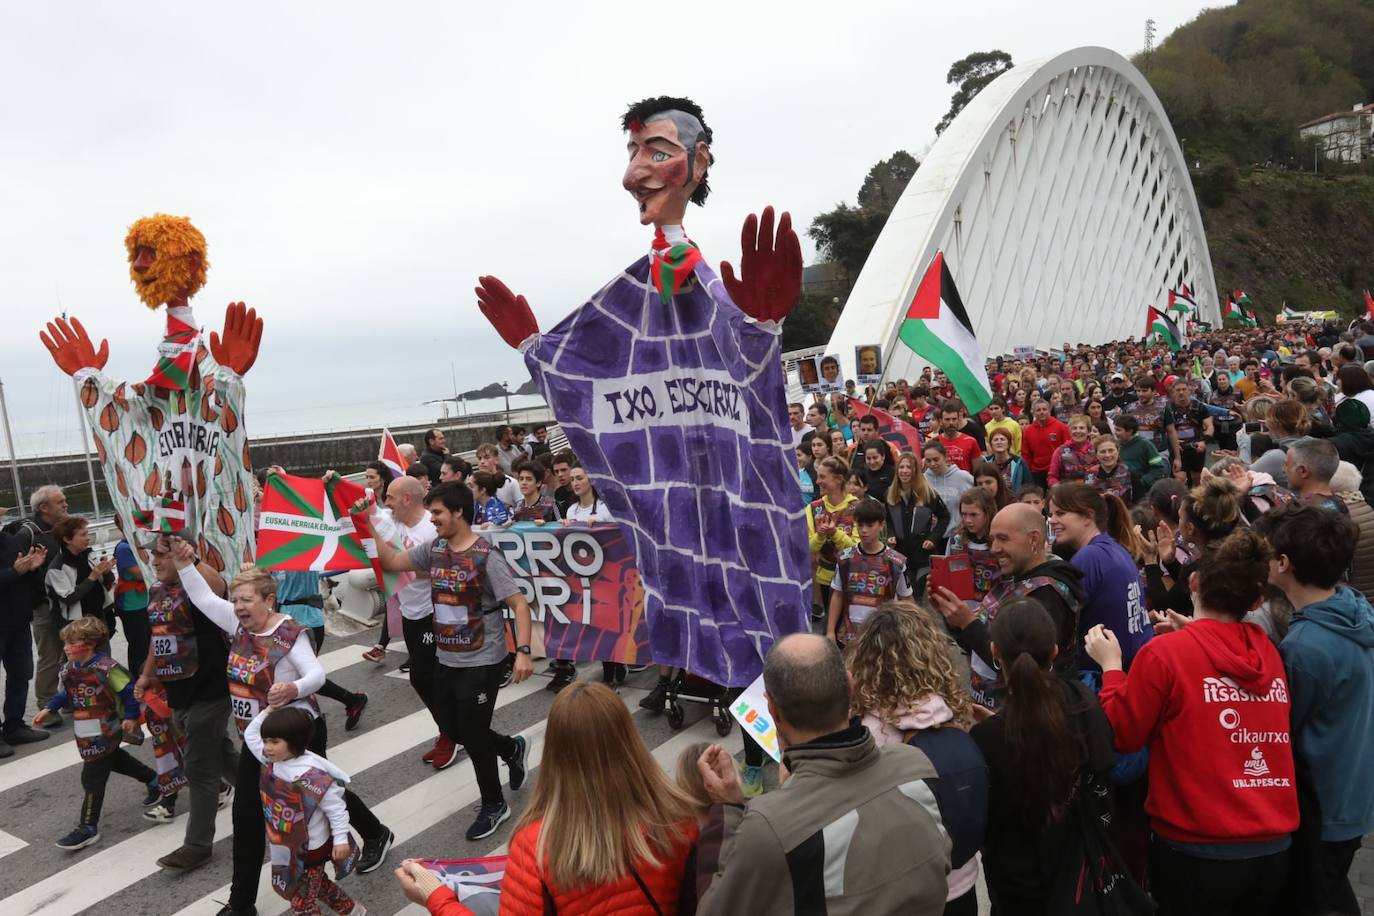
(1246, 309, 1259, 327)
(1283, 304, 1301, 320)
(1167, 288, 1197, 315)
(898, 252, 993, 413)
(1146, 306, 1183, 352)
(143, 313, 199, 390)
(378, 428, 406, 477)
(1223, 296, 1246, 324)
(256, 473, 375, 571)
(132, 496, 187, 534)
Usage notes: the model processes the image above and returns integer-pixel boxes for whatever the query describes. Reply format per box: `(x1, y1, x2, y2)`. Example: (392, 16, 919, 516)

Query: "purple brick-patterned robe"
(521, 251, 811, 686)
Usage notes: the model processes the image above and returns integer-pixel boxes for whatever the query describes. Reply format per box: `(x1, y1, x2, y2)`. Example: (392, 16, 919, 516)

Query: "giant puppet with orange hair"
(40, 214, 264, 575)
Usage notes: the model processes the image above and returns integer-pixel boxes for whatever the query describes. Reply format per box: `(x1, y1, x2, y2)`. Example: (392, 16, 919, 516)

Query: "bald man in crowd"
(929, 503, 1086, 708)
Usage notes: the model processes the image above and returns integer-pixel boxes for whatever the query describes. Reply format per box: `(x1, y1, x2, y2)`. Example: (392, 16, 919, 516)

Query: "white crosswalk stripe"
(0, 652, 735, 916)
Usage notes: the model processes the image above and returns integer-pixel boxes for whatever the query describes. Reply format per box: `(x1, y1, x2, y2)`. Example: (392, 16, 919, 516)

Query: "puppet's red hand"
(209, 302, 264, 375)
(720, 206, 803, 323)
(40, 316, 109, 376)
(476, 276, 539, 349)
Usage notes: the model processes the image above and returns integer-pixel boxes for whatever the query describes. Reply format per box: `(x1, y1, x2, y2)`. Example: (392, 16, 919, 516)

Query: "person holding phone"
(45, 517, 116, 635)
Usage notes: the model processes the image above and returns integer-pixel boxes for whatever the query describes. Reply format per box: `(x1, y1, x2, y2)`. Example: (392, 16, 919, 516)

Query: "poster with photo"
(797, 355, 822, 393)
(816, 353, 845, 393)
(854, 344, 883, 386)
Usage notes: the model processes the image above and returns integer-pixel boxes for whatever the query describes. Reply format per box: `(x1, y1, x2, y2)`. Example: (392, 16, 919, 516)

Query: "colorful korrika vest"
(969, 574, 1079, 710)
(834, 546, 904, 643)
(1170, 402, 1206, 449)
(948, 534, 1001, 599)
(511, 495, 556, 523)
(1055, 441, 1093, 483)
(226, 619, 318, 735)
(260, 763, 358, 900)
(810, 497, 858, 573)
(1084, 463, 1132, 502)
(144, 684, 188, 795)
(63, 656, 122, 761)
(147, 583, 200, 681)
(428, 538, 498, 664)
(1127, 399, 1167, 451)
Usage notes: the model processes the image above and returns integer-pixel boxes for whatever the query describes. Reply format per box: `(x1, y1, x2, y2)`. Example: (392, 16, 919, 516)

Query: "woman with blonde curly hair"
(847, 602, 986, 915)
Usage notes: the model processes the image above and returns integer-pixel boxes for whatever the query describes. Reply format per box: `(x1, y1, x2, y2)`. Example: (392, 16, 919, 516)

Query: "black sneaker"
(464, 801, 510, 841)
(505, 735, 528, 791)
(214, 906, 257, 916)
(399, 657, 411, 674)
(600, 662, 626, 686)
(4, 725, 51, 745)
(0, 740, 11, 759)
(344, 693, 368, 732)
(56, 825, 100, 850)
(546, 665, 576, 693)
(639, 680, 670, 713)
(142, 779, 163, 807)
(356, 827, 393, 874)
(499, 654, 515, 688)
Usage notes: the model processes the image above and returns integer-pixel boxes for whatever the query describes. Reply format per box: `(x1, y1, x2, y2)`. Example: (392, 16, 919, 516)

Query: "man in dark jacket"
(930, 503, 1085, 709)
(694, 634, 950, 915)
(0, 528, 52, 756)
(418, 428, 448, 486)
(13, 485, 66, 724)
(1326, 400, 1374, 505)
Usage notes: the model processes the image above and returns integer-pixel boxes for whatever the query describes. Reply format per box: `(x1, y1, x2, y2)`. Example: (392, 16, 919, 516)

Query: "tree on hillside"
(936, 51, 1014, 135)
(784, 151, 921, 349)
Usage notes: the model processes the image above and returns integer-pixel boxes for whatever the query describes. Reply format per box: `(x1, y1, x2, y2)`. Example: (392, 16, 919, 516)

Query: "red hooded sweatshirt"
(1099, 618, 1299, 845)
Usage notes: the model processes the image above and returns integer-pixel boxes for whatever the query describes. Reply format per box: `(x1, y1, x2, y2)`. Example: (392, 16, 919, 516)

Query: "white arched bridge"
(827, 46, 1219, 382)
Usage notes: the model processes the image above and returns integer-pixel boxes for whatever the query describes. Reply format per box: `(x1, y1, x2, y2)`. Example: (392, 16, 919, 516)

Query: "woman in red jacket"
(1085, 528, 1299, 916)
(394, 681, 700, 915)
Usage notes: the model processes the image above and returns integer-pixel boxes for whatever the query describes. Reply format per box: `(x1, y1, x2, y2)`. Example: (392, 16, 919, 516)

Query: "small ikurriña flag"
(1147, 306, 1182, 352)
(132, 496, 187, 534)
(255, 473, 376, 572)
(378, 429, 406, 477)
(899, 251, 993, 413)
(143, 313, 200, 390)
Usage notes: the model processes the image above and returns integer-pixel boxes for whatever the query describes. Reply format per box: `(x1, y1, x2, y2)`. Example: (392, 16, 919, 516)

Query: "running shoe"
(218, 783, 234, 809)
(4, 725, 50, 744)
(357, 827, 394, 874)
(499, 654, 515, 688)
(421, 735, 443, 764)
(546, 665, 576, 693)
(142, 779, 162, 807)
(361, 645, 386, 663)
(144, 803, 178, 824)
(432, 734, 461, 771)
(55, 825, 99, 850)
(398, 657, 411, 674)
(505, 735, 528, 791)
(344, 693, 368, 731)
(741, 765, 765, 799)
(464, 801, 510, 841)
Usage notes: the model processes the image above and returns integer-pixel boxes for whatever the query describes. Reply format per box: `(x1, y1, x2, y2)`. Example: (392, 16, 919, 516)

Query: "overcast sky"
(0, 0, 1220, 457)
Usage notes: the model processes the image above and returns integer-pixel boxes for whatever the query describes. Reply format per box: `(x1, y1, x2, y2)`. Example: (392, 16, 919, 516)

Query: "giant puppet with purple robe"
(476, 97, 811, 686)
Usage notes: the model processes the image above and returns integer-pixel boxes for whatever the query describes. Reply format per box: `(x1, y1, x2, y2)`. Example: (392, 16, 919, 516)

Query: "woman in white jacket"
(166, 538, 393, 915)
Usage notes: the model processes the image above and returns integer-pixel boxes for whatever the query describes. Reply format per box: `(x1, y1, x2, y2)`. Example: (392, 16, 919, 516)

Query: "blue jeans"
(0, 624, 35, 732)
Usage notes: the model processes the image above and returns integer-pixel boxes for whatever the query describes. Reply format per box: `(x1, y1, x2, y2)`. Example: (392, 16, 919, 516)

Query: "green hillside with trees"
(783, 0, 1374, 351)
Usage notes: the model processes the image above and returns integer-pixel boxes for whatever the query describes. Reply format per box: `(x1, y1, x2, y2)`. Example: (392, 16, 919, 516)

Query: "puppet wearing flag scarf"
(476, 97, 811, 686)
(39, 214, 263, 578)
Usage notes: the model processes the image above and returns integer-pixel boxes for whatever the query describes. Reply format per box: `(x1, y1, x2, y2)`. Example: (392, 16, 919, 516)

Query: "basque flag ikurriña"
(255, 473, 376, 571)
(143, 313, 200, 391)
(378, 428, 406, 477)
(131, 496, 187, 534)
(899, 252, 993, 414)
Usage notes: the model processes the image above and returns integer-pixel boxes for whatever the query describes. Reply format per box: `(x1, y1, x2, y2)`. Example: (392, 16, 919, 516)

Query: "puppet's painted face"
(125, 214, 208, 309)
(623, 119, 706, 228)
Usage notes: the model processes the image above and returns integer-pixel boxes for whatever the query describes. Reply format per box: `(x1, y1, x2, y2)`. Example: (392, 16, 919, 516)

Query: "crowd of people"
(4, 319, 1374, 914)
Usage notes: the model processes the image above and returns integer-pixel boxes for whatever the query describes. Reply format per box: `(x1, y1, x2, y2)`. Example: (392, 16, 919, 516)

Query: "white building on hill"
(1300, 102, 1374, 163)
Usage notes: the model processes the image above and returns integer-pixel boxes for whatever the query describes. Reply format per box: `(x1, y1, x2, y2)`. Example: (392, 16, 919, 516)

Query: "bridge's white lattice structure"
(826, 47, 1219, 383)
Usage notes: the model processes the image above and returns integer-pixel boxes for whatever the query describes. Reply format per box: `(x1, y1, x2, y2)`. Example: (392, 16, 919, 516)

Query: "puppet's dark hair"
(621, 96, 715, 205)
